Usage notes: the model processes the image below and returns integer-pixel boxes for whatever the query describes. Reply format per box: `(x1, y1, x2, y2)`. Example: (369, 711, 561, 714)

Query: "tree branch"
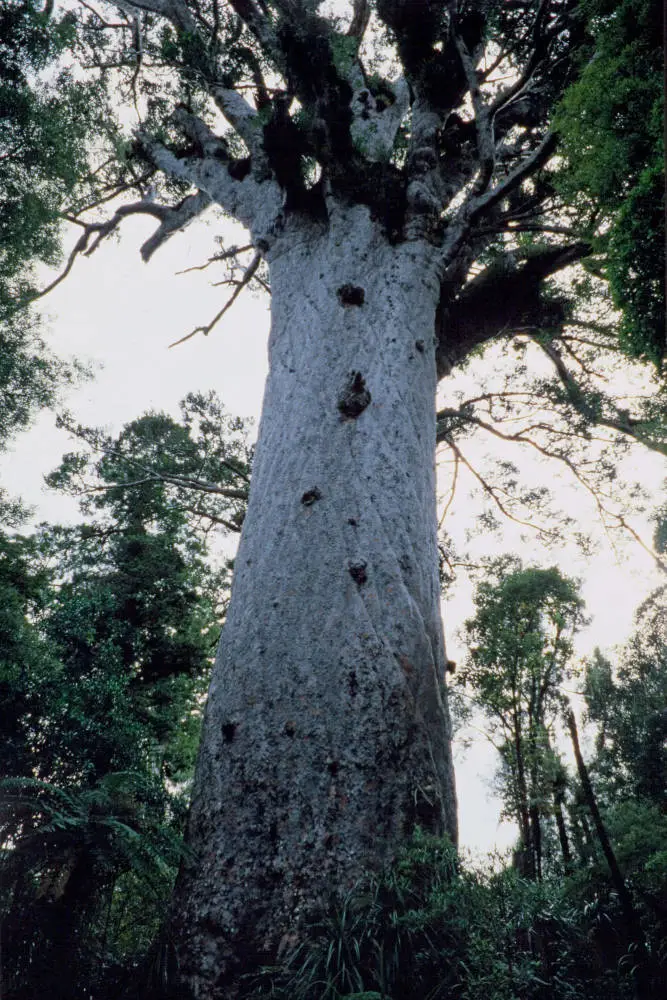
(436, 241, 591, 376)
(169, 251, 261, 347)
(24, 193, 209, 306)
(490, 0, 552, 117)
(452, 21, 494, 197)
(437, 399, 666, 570)
(139, 190, 213, 261)
(347, 0, 370, 42)
(469, 131, 558, 222)
(139, 112, 282, 242)
(536, 339, 667, 458)
(438, 434, 559, 541)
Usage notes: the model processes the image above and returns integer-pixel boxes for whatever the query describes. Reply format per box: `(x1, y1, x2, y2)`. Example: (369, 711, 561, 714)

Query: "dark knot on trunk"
(337, 284, 365, 306)
(348, 560, 368, 585)
(338, 371, 371, 419)
(301, 487, 322, 506)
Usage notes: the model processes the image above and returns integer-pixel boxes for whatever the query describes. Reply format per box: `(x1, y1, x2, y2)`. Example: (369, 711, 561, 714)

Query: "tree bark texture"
(170, 206, 457, 997)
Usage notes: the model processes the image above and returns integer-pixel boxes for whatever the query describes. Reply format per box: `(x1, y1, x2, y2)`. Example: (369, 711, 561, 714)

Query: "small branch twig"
(169, 252, 261, 348)
(176, 245, 254, 275)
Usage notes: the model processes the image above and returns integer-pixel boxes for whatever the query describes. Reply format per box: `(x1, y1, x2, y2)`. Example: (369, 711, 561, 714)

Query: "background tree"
(583, 588, 667, 808)
(457, 560, 586, 879)
(0, 395, 250, 999)
(0, 0, 124, 449)
(454, 557, 666, 997)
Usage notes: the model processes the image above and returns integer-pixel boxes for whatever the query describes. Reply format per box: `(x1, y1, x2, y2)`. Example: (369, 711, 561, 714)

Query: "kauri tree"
(8, 1, 665, 996)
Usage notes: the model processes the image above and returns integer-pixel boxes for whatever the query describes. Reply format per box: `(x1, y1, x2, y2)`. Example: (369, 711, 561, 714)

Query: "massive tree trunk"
(170, 205, 457, 997)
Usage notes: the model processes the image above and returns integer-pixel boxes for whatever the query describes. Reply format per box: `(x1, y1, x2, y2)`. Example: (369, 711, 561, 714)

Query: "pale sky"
(1, 207, 664, 856)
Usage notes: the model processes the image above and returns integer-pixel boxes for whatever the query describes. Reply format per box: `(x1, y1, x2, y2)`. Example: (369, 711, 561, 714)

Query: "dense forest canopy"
(0, 1, 665, 999)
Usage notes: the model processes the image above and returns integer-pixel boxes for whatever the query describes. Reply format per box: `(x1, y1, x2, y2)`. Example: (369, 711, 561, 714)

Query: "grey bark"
(169, 204, 457, 997)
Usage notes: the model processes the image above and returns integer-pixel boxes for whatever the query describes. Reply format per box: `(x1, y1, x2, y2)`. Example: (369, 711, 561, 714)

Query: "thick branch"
(347, 0, 370, 42)
(140, 113, 282, 243)
(436, 241, 590, 375)
(225, 0, 282, 62)
(452, 22, 494, 196)
(469, 131, 558, 222)
(139, 190, 213, 261)
(211, 85, 264, 154)
(117, 0, 197, 34)
(25, 193, 211, 305)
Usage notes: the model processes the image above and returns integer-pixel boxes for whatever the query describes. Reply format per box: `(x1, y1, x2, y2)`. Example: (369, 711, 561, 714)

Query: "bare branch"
(180, 503, 243, 532)
(438, 449, 460, 529)
(536, 339, 667, 457)
(469, 131, 558, 221)
(169, 251, 261, 347)
(490, 0, 552, 117)
(439, 434, 560, 540)
(175, 244, 254, 274)
(437, 400, 666, 569)
(77, 472, 248, 502)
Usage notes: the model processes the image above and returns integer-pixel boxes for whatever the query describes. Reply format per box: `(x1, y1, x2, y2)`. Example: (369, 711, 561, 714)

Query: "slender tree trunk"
(566, 709, 651, 999)
(553, 791, 573, 871)
(529, 803, 543, 881)
(568, 805, 592, 863)
(512, 722, 533, 878)
(170, 207, 457, 998)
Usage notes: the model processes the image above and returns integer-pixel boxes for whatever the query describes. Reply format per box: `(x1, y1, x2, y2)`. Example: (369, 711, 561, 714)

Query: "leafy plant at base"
(247, 830, 644, 1000)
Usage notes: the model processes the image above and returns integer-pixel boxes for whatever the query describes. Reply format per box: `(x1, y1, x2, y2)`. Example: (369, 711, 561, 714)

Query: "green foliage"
(0, 771, 186, 1000)
(0, 394, 250, 998)
(249, 830, 658, 1000)
(0, 2, 97, 286)
(0, 310, 84, 451)
(49, 390, 252, 536)
(554, 0, 665, 365)
(0, 1, 113, 448)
